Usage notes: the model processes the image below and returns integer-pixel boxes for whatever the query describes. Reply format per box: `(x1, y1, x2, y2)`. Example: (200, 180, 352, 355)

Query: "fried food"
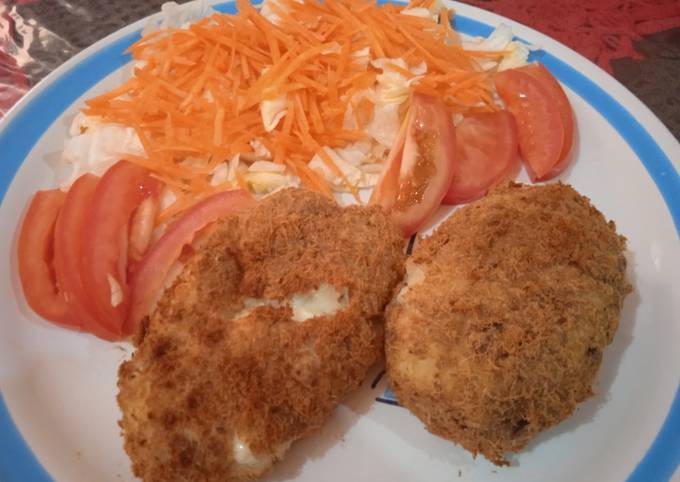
(385, 182, 631, 465)
(118, 188, 405, 482)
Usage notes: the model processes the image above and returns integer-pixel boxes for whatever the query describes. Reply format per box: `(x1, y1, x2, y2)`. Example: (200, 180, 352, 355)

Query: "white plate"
(0, 1, 678, 481)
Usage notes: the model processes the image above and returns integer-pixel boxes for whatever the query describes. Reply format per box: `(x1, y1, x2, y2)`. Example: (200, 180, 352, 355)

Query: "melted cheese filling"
(290, 284, 349, 322)
(234, 284, 349, 322)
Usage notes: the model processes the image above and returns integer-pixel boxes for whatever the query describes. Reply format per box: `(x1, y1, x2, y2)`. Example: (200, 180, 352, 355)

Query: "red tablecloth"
(1, 0, 679, 138)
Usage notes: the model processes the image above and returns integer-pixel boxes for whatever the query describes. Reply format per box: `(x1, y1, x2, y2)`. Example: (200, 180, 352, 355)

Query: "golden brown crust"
(386, 182, 631, 465)
(118, 188, 405, 482)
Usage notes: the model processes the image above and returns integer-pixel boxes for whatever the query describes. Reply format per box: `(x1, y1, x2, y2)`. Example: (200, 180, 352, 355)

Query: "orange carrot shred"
(214, 103, 225, 145)
(81, 0, 499, 219)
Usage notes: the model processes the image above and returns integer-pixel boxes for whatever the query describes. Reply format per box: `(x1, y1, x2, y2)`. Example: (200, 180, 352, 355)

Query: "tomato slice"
(53, 173, 120, 341)
(443, 110, 520, 205)
(495, 66, 566, 181)
(370, 93, 456, 236)
(519, 63, 574, 175)
(81, 160, 160, 338)
(17, 189, 75, 327)
(126, 189, 255, 334)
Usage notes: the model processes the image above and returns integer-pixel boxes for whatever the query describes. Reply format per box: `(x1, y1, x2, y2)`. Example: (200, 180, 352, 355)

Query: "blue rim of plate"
(0, 2, 678, 481)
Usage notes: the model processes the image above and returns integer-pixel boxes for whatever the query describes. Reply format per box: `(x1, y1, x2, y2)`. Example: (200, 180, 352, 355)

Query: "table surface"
(1, 0, 679, 140)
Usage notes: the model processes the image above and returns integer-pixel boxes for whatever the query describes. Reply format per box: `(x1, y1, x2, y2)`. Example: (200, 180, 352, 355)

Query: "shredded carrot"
(85, 0, 502, 219)
(214, 104, 225, 146)
(287, 157, 333, 197)
(384, 62, 415, 79)
(308, 92, 325, 133)
(293, 93, 310, 134)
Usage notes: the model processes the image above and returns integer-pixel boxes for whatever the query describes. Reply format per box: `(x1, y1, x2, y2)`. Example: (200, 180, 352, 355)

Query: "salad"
(17, 0, 575, 341)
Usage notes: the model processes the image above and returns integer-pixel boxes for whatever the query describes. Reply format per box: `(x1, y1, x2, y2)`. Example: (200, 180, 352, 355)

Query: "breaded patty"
(118, 188, 405, 482)
(386, 182, 631, 465)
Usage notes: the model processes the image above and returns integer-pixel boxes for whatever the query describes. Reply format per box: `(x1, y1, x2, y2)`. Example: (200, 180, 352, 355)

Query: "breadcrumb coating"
(118, 188, 405, 482)
(386, 182, 631, 465)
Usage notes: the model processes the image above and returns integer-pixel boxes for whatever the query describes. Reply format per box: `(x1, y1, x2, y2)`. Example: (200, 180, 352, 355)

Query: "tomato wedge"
(519, 63, 574, 173)
(17, 189, 75, 327)
(81, 160, 160, 338)
(443, 110, 520, 205)
(53, 173, 121, 341)
(495, 64, 570, 181)
(370, 93, 456, 236)
(126, 189, 255, 334)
